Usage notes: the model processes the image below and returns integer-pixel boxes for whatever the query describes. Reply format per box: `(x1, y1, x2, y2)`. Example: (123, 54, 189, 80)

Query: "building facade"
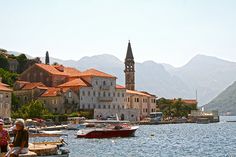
(0, 80, 12, 118)
(125, 90, 156, 119)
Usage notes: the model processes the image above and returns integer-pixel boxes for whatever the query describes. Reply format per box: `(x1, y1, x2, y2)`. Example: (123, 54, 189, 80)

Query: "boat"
(67, 117, 86, 130)
(29, 131, 70, 156)
(77, 124, 139, 138)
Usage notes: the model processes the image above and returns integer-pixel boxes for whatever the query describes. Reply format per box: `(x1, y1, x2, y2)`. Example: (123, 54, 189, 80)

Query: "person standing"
(0, 119, 10, 154)
(5, 119, 29, 157)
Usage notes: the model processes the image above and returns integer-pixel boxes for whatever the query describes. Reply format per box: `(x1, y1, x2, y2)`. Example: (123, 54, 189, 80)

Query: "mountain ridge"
(5, 50, 236, 106)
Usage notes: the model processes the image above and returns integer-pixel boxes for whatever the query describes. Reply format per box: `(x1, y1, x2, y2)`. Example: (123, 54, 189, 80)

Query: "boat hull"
(77, 127, 138, 138)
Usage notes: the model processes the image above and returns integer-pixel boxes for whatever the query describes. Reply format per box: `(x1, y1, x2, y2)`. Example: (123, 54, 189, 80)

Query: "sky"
(0, 0, 236, 67)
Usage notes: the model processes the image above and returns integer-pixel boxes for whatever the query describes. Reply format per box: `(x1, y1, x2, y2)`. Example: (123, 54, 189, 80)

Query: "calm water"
(62, 116, 236, 157)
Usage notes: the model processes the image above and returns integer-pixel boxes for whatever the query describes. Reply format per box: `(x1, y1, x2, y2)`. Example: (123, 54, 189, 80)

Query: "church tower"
(124, 40, 135, 90)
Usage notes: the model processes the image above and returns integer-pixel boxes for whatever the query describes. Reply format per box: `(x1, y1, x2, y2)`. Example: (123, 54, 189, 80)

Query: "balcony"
(97, 97, 113, 102)
(100, 85, 110, 90)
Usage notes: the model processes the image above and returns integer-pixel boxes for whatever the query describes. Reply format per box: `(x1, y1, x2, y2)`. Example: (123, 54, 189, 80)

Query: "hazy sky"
(1, 0, 236, 67)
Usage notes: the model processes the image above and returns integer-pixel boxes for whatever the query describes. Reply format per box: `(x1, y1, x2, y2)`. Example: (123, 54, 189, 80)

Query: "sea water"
(62, 116, 236, 157)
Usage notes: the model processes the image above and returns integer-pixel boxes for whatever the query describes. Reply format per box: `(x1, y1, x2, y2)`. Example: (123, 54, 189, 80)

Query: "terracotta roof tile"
(41, 88, 61, 97)
(0, 85, 12, 92)
(58, 78, 90, 88)
(126, 90, 152, 97)
(21, 82, 46, 90)
(116, 85, 126, 89)
(35, 64, 81, 77)
(79, 68, 116, 78)
(182, 99, 197, 104)
(0, 82, 10, 87)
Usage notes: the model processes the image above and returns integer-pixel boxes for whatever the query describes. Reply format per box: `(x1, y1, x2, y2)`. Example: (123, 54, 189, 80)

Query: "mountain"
(8, 51, 236, 107)
(172, 54, 236, 106)
(204, 81, 236, 115)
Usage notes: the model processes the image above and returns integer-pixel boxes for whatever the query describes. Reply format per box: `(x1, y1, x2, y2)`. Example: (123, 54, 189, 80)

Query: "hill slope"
(204, 81, 236, 115)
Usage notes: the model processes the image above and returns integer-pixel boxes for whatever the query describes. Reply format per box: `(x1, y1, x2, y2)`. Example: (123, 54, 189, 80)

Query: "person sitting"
(5, 119, 29, 157)
(0, 119, 10, 155)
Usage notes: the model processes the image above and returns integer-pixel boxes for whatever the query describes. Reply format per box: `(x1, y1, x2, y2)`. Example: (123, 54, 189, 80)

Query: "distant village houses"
(14, 42, 157, 121)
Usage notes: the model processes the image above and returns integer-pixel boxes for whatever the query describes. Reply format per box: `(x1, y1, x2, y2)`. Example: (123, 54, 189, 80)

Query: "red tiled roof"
(140, 91, 157, 98)
(126, 90, 152, 97)
(116, 85, 126, 89)
(58, 78, 90, 88)
(21, 82, 46, 90)
(16, 81, 30, 84)
(182, 99, 197, 104)
(79, 68, 116, 78)
(35, 64, 81, 77)
(0, 82, 10, 87)
(0, 85, 12, 92)
(41, 88, 61, 97)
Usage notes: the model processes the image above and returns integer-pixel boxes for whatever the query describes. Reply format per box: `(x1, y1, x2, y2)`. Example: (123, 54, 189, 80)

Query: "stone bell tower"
(124, 40, 135, 90)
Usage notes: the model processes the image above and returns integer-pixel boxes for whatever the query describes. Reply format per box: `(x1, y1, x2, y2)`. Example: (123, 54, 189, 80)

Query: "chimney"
(55, 65, 64, 72)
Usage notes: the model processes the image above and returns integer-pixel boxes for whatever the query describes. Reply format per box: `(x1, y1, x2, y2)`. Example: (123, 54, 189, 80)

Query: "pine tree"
(45, 51, 50, 65)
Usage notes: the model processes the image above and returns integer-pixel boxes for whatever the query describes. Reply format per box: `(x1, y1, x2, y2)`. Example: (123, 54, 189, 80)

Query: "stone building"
(38, 88, 79, 114)
(13, 81, 47, 105)
(125, 90, 156, 119)
(19, 64, 81, 87)
(8, 58, 19, 72)
(0, 79, 12, 118)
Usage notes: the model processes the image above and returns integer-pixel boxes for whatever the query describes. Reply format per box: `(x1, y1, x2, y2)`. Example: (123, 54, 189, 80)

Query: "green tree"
(0, 54, 9, 70)
(11, 93, 20, 111)
(16, 54, 27, 73)
(11, 100, 51, 119)
(0, 68, 18, 86)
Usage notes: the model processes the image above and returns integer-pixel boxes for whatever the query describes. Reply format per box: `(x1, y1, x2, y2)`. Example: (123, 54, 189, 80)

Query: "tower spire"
(125, 40, 134, 60)
(124, 41, 135, 90)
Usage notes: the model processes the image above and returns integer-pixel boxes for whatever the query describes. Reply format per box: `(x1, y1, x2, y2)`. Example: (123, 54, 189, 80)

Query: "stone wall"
(94, 108, 140, 122)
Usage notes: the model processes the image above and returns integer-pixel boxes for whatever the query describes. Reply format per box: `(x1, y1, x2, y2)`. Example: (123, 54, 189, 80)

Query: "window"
(68, 91, 72, 98)
(113, 92, 115, 97)
(96, 81, 98, 85)
(128, 98, 130, 102)
(111, 82, 113, 86)
(6, 94, 8, 98)
(93, 91, 96, 97)
(88, 91, 90, 96)
(137, 98, 139, 102)
(82, 104, 85, 109)
(103, 81, 106, 85)
(98, 92, 100, 97)
(103, 105, 106, 109)
(117, 93, 120, 97)
(98, 104, 101, 109)
(108, 105, 110, 109)
(108, 92, 110, 97)
(113, 105, 115, 109)
(103, 92, 106, 97)
(122, 93, 124, 97)
(88, 104, 90, 109)
(93, 104, 96, 108)
(82, 91, 85, 96)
